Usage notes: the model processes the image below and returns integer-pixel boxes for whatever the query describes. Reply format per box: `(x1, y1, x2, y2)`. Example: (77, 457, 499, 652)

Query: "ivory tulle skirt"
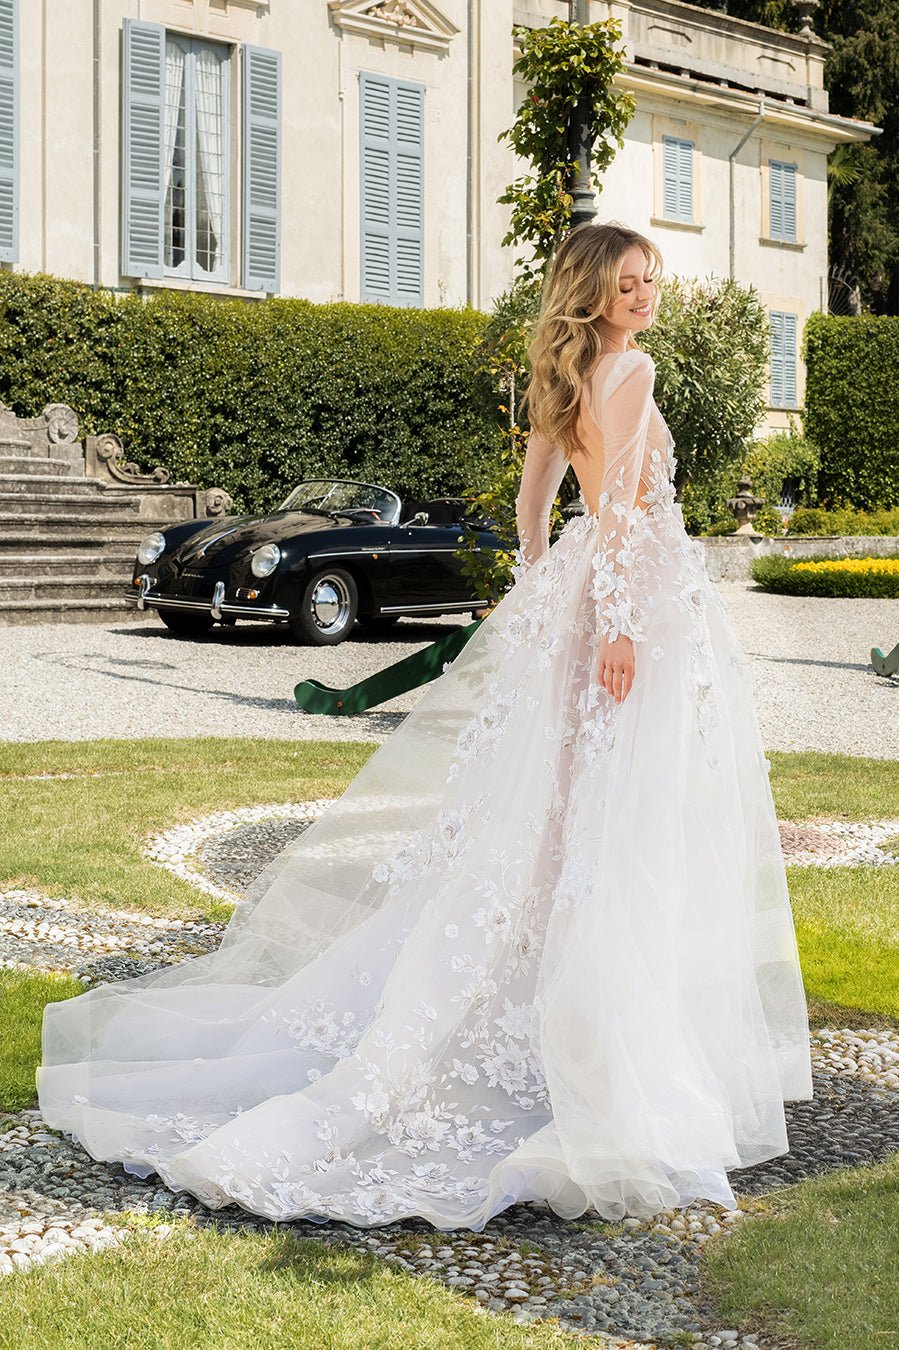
(37, 496, 813, 1230)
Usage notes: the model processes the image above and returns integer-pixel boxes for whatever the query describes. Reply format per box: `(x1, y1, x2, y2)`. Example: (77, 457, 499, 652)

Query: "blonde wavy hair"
(521, 222, 664, 459)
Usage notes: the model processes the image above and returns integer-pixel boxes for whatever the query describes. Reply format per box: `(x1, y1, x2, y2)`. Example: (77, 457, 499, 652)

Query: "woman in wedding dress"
(37, 221, 812, 1232)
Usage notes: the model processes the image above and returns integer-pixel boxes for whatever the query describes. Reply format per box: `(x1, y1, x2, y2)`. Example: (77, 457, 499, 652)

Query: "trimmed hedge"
(803, 312, 899, 511)
(0, 273, 499, 515)
(751, 553, 899, 598)
(787, 506, 899, 536)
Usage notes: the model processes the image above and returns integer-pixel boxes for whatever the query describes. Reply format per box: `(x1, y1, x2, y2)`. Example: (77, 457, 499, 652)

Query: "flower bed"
(751, 553, 899, 597)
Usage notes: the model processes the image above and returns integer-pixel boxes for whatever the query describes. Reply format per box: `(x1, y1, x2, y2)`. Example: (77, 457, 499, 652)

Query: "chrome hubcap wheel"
(309, 575, 352, 634)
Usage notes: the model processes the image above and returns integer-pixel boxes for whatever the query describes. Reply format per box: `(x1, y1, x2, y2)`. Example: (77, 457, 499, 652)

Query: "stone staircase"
(0, 405, 232, 625)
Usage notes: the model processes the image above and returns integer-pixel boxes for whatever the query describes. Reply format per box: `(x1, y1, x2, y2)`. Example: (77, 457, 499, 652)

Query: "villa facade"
(0, 0, 879, 424)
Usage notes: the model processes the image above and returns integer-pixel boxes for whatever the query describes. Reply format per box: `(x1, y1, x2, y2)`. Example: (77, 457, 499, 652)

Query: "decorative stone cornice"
(328, 0, 459, 54)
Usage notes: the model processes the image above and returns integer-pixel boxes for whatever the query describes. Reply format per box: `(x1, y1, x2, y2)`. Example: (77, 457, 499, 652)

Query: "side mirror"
(400, 511, 429, 527)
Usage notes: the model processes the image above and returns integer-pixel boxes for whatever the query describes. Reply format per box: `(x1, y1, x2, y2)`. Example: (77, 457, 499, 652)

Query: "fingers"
(598, 658, 633, 703)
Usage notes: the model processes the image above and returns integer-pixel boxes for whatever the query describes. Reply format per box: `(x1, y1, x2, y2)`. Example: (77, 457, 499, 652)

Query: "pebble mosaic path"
(2, 802, 897, 1349)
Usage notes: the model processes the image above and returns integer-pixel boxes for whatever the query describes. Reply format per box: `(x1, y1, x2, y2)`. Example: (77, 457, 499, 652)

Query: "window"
(121, 19, 281, 292)
(0, 0, 18, 264)
(769, 311, 798, 407)
(662, 134, 694, 223)
(164, 34, 229, 283)
(360, 72, 424, 307)
(769, 159, 797, 242)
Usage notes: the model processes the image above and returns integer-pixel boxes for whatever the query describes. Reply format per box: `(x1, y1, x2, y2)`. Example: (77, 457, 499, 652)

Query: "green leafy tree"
(457, 18, 635, 601)
(497, 17, 635, 280)
(640, 276, 771, 532)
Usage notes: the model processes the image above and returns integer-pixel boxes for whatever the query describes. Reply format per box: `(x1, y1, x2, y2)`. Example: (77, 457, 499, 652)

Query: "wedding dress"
(37, 346, 813, 1231)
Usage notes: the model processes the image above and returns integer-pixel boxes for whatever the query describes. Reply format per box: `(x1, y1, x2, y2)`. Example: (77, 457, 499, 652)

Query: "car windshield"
(279, 480, 400, 523)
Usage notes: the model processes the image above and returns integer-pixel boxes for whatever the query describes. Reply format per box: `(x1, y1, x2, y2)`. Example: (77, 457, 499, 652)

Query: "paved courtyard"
(1, 581, 896, 756)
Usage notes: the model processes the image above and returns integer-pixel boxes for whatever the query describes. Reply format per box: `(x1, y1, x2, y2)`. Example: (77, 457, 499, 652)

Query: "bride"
(37, 221, 813, 1232)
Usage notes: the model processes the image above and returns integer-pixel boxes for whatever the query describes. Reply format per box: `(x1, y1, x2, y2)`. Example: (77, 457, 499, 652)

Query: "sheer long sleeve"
(514, 428, 569, 569)
(587, 348, 655, 644)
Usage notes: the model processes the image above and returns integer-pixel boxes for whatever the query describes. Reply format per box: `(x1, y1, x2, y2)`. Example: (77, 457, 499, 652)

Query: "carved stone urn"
(726, 475, 765, 536)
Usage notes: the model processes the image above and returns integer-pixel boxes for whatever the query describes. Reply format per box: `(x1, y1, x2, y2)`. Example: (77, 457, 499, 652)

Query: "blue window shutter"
(662, 135, 693, 222)
(393, 82, 424, 305)
(242, 45, 281, 293)
(360, 74, 392, 302)
(782, 312, 797, 405)
(770, 159, 797, 241)
(360, 72, 424, 307)
(769, 312, 784, 406)
(770, 310, 798, 406)
(0, 0, 18, 264)
(121, 19, 165, 278)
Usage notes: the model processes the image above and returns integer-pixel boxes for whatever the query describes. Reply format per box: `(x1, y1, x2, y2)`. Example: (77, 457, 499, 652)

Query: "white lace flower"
(473, 904, 513, 943)
(389, 1109, 450, 1154)
(495, 999, 537, 1042)
(351, 1089, 390, 1123)
(481, 1040, 532, 1096)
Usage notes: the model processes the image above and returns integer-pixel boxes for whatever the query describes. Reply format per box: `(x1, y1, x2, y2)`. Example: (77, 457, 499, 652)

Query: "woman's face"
(597, 244, 655, 340)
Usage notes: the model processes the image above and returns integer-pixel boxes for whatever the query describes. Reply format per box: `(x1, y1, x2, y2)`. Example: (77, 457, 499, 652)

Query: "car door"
(303, 523, 396, 609)
(383, 523, 476, 613)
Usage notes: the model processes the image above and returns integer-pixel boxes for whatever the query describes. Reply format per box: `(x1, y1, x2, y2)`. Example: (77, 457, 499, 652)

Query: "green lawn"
(0, 737, 373, 920)
(702, 1154, 899, 1350)
(0, 969, 84, 1112)
(1, 740, 897, 1349)
(0, 740, 895, 1024)
(0, 1220, 584, 1350)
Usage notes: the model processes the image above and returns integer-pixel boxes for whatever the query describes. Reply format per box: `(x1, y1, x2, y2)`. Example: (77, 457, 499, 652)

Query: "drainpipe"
(728, 92, 765, 280)
(337, 30, 345, 300)
(92, 0, 101, 290)
(466, 0, 476, 307)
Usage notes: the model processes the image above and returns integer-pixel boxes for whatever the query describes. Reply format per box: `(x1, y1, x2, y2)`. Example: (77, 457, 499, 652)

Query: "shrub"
(698, 424, 820, 535)
(0, 272, 500, 515)
(702, 504, 786, 536)
(641, 274, 770, 533)
(740, 424, 820, 509)
(751, 504, 790, 536)
(787, 506, 899, 536)
(750, 553, 899, 597)
(803, 312, 899, 510)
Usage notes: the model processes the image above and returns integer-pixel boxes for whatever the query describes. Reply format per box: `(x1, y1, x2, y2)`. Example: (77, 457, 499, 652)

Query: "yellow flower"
(792, 558, 899, 577)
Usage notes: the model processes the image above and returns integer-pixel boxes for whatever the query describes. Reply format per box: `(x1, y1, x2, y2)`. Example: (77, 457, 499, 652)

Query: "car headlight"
(251, 543, 281, 578)
(137, 531, 166, 565)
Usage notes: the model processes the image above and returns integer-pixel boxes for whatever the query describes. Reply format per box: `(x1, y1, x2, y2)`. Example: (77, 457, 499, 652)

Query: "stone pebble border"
(144, 803, 899, 909)
(143, 801, 334, 902)
(1, 803, 898, 1346)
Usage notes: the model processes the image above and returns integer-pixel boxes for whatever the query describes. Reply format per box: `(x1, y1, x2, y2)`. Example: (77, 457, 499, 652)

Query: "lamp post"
(567, 0, 597, 227)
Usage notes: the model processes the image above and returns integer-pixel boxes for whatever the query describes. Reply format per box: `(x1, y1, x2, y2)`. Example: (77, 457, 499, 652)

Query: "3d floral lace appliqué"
(62, 414, 774, 1228)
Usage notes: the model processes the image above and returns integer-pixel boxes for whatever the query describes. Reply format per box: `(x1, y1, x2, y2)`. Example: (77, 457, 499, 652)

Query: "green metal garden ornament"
(870, 641, 899, 678)
(294, 617, 486, 716)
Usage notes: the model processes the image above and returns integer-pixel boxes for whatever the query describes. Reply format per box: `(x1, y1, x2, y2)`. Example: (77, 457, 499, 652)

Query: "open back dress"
(37, 346, 813, 1230)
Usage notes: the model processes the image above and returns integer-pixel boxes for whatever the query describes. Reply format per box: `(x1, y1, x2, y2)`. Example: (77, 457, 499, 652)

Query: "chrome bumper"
(128, 574, 289, 621)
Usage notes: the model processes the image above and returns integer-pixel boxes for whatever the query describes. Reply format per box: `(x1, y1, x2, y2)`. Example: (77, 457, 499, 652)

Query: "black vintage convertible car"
(126, 478, 506, 645)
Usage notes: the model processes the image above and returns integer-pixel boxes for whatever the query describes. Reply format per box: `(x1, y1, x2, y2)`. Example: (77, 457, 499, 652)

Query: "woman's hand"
(598, 633, 635, 704)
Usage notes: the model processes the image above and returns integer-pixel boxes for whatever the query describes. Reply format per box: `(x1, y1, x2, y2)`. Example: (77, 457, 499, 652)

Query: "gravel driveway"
(1, 582, 896, 756)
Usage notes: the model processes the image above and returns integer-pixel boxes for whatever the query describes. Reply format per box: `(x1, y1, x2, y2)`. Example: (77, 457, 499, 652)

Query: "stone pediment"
(328, 0, 459, 54)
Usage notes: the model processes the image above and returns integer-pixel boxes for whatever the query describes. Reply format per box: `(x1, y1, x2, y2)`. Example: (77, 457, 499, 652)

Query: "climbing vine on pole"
(499, 16, 635, 279)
